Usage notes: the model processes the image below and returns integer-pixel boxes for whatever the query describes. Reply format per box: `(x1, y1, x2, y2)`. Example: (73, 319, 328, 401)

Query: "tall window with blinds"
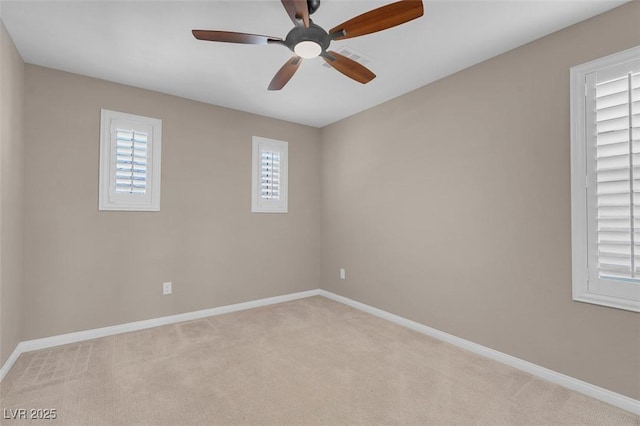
(571, 46, 640, 312)
(99, 110, 162, 211)
(252, 136, 288, 213)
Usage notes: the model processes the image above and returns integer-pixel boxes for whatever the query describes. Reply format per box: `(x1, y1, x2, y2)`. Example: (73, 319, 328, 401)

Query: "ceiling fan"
(192, 0, 424, 90)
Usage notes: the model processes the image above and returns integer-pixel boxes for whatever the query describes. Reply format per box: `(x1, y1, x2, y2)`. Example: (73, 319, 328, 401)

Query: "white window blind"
(592, 71, 640, 281)
(99, 110, 162, 211)
(115, 129, 148, 194)
(252, 137, 288, 213)
(261, 150, 281, 200)
(571, 46, 640, 312)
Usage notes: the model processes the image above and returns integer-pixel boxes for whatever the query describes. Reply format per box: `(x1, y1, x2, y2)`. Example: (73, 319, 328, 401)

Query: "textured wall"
(0, 21, 24, 365)
(320, 2, 640, 399)
(22, 65, 321, 340)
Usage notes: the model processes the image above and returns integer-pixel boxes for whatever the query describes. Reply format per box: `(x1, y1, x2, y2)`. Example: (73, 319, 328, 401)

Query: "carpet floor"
(0, 296, 638, 425)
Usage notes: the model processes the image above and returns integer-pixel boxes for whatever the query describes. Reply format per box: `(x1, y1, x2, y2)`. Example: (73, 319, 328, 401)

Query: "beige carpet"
(0, 296, 637, 425)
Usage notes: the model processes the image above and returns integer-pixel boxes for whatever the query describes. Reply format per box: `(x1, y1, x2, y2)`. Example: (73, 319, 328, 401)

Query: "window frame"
(570, 46, 640, 312)
(99, 109, 162, 212)
(251, 136, 288, 213)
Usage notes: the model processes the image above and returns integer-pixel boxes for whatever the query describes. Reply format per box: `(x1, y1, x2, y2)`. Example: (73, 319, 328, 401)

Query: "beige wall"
(5, 1, 639, 402)
(22, 65, 321, 340)
(321, 2, 640, 400)
(0, 21, 24, 365)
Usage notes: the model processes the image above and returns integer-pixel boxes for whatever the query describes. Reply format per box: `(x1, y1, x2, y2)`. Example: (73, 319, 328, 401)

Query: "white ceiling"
(0, 0, 629, 127)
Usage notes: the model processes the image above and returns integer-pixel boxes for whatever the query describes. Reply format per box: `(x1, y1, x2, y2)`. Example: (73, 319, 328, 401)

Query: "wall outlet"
(339, 268, 346, 280)
(163, 282, 172, 295)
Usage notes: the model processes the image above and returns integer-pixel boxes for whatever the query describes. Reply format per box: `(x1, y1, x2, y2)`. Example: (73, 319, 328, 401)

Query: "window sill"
(573, 291, 640, 313)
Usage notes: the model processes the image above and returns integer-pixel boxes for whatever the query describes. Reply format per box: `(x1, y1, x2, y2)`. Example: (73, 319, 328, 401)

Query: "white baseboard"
(0, 344, 23, 383)
(0, 289, 320, 382)
(1, 287, 637, 415)
(319, 290, 640, 415)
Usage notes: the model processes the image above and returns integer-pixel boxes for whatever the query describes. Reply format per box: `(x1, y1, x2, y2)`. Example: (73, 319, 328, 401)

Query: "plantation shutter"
(251, 136, 288, 213)
(260, 150, 281, 200)
(99, 109, 161, 211)
(571, 47, 640, 311)
(589, 68, 640, 282)
(108, 118, 154, 207)
(115, 129, 148, 194)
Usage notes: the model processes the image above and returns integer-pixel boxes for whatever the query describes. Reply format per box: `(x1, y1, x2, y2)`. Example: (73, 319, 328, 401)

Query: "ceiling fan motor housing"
(307, 0, 321, 15)
(284, 21, 331, 55)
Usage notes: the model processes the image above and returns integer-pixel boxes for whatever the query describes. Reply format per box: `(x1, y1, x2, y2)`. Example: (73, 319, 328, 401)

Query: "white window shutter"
(571, 46, 640, 312)
(99, 110, 162, 211)
(252, 136, 288, 213)
(260, 150, 281, 200)
(590, 71, 640, 283)
(114, 129, 148, 195)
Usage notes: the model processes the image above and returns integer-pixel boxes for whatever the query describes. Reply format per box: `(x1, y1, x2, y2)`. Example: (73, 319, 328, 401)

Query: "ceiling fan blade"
(329, 0, 423, 40)
(281, 0, 310, 28)
(268, 56, 303, 91)
(192, 30, 283, 45)
(322, 51, 376, 84)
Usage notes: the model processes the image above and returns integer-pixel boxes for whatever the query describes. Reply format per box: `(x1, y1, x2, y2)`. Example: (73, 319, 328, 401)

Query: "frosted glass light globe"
(294, 41, 321, 59)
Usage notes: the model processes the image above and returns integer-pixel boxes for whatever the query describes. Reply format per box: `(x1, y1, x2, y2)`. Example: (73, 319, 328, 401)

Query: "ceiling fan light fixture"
(294, 41, 322, 59)
(192, 0, 424, 89)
